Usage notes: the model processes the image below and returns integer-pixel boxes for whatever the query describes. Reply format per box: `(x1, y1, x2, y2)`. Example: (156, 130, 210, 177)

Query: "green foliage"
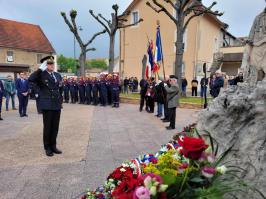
(57, 54, 77, 74)
(86, 59, 108, 70)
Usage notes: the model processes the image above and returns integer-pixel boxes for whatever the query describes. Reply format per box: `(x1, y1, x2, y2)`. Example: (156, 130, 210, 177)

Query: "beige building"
(119, 0, 242, 86)
(0, 18, 55, 79)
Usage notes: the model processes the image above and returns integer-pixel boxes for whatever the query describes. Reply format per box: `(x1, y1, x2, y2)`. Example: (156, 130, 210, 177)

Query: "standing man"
(85, 77, 92, 105)
(191, 77, 198, 97)
(200, 77, 209, 98)
(211, 71, 224, 98)
(139, 77, 147, 112)
(15, 72, 29, 117)
(78, 77, 86, 104)
(63, 77, 70, 103)
(165, 76, 179, 130)
(181, 77, 188, 97)
(28, 56, 63, 157)
(0, 80, 4, 120)
(4, 75, 16, 111)
(111, 74, 120, 108)
(123, 77, 129, 94)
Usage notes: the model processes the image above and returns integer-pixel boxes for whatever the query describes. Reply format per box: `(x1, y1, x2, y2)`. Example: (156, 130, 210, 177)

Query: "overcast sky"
(0, 0, 265, 58)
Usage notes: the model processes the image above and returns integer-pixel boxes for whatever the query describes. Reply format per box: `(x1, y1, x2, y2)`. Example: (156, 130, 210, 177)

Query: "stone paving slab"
(0, 102, 197, 199)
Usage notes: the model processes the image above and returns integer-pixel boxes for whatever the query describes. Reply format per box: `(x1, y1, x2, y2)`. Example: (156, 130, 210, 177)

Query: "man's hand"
(39, 61, 47, 71)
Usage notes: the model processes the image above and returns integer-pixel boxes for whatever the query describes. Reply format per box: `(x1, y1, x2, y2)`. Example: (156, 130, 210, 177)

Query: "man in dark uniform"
(92, 77, 99, 105)
(111, 74, 120, 108)
(63, 77, 70, 103)
(99, 75, 108, 106)
(0, 80, 4, 120)
(139, 78, 148, 112)
(85, 77, 92, 105)
(70, 78, 78, 103)
(29, 56, 63, 157)
(106, 74, 113, 105)
(15, 72, 30, 117)
(78, 77, 85, 104)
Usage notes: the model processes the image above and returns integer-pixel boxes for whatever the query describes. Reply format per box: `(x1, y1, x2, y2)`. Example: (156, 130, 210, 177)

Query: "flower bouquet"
(81, 124, 265, 199)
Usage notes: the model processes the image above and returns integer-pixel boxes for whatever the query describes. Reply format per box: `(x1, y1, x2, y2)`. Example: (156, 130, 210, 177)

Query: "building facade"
(119, 0, 242, 86)
(0, 18, 55, 79)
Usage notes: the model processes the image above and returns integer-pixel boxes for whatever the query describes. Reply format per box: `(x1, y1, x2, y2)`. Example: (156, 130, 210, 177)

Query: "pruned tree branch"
(181, 0, 191, 10)
(118, 18, 143, 29)
(86, 48, 96, 52)
(89, 10, 111, 35)
(164, 0, 179, 10)
(85, 30, 107, 47)
(183, 1, 223, 31)
(98, 14, 111, 26)
(146, 0, 177, 24)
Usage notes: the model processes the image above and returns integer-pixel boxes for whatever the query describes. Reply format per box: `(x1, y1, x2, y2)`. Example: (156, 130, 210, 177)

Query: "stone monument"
(197, 6, 266, 198)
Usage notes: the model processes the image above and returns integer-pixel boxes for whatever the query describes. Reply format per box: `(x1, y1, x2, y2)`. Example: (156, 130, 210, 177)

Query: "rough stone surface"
(197, 80, 266, 197)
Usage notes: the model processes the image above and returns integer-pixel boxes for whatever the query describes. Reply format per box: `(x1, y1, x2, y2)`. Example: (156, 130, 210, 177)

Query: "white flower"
(150, 186, 157, 196)
(120, 168, 126, 172)
(159, 184, 168, 192)
(217, 165, 228, 174)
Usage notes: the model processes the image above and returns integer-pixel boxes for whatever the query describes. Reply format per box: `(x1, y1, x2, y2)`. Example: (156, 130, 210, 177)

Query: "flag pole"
(156, 22, 166, 80)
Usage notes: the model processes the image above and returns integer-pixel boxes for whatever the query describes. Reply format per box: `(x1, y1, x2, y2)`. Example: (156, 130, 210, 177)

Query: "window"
(37, 54, 43, 64)
(6, 51, 14, 62)
(132, 11, 139, 24)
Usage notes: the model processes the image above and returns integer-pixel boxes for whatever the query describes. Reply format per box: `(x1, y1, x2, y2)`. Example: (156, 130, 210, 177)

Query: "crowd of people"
(0, 72, 30, 120)
(122, 77, 139, 93)
(139, 75, 180, 130)
(61, 74, 120, 108)
(181, 71, 244, 98)
(0, 72, 121, 121)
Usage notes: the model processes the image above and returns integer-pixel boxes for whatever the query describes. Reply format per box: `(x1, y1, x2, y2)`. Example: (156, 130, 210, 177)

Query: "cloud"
(0, 0, 265, 58)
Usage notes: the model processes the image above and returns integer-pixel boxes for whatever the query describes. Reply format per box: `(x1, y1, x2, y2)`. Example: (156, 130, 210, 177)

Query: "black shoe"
(0, 117, 3, 121)
(166, 126, 175, 130)
(161, 118, 166, 120)
(45, 149, 54, 157)
(23, 114, 28, 117)
(52, 147, 62, 154)
(139, 109, 143, 112)
(12, 108, 17, 110)
(20, 114, 23, 117)
(163, 119, 170, 123)
(157, 114, 162, 117)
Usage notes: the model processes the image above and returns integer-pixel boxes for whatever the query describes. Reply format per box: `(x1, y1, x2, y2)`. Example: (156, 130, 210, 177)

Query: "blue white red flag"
(154, 26, 163, 73)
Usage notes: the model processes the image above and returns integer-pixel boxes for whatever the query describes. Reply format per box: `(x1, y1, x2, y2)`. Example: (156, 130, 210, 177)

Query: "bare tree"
(61, 10, 106, 76)
(146, 0, 223, 85)
(89, 4, 143, 73)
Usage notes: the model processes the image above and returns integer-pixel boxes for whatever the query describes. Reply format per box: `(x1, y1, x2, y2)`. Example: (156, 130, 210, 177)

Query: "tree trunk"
(109, 34, 115, 73)
(175, 27, 184, 89)
(79, 49, 86, 76)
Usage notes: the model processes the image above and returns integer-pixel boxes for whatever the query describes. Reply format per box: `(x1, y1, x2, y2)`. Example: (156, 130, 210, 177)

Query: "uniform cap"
(40, 56, 54, 64)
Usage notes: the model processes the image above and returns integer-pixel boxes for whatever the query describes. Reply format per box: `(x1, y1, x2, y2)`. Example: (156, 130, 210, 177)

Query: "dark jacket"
(200, 78, 209, 87)
(139, 79, 148, 97)
(0, 80, 4, 97)
(28, 69, 63, 111)
(15, 78, 29, 96)
(211, 77, 224, 98)
(155, 81, 165, 104)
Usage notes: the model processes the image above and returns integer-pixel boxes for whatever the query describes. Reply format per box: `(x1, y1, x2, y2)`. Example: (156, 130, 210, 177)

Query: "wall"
(0, 47, 52, 72)
(120, 0, 223, 88)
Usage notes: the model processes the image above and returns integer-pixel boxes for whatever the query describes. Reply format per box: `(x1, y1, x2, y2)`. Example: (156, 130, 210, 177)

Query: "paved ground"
(0, 100, 198, 199)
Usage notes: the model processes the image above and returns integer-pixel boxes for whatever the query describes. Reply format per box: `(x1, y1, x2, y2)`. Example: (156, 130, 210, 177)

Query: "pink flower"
(178, 163, 189, 173)
(202, 166, 216, 178)
(133, 186, 150, 199)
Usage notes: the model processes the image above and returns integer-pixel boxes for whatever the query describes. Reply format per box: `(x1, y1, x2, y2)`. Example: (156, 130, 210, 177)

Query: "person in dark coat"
(78, 77, 86, 104)
(92, 77, 99, 105)
(15, 72, 30, 117)
(145, 78, 155, 113)
(200, 77, 209, 98)
(28, 56, 63, 157)
(85, 77, 92, 105)
(106, 74, 113, 105)
(99, 76, 108, 106)
(232, 72, 244, 85)
(111, 74, 120, 108)
(181, 77, 188, 97)
(69, 78, 78, 103)
(191, 78, 198, 97)
(0, 80, 4, 120)
(63, 77, 70, 103)
(29, 82, 42, 114)
(211, 71, 224, 98)
(155, 80, 164, 117)
(139, 78, 148, 112)
(123, 77, 129, 93)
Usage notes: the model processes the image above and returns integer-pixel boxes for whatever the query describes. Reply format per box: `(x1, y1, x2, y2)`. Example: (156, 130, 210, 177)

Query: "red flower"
(178, 137, 208, 160)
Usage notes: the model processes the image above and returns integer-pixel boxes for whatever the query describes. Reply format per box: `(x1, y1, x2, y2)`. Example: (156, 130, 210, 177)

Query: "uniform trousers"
(42, 110, 61, 150)
(168, 107, 176, 128)
(18, 95, 28, 116)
